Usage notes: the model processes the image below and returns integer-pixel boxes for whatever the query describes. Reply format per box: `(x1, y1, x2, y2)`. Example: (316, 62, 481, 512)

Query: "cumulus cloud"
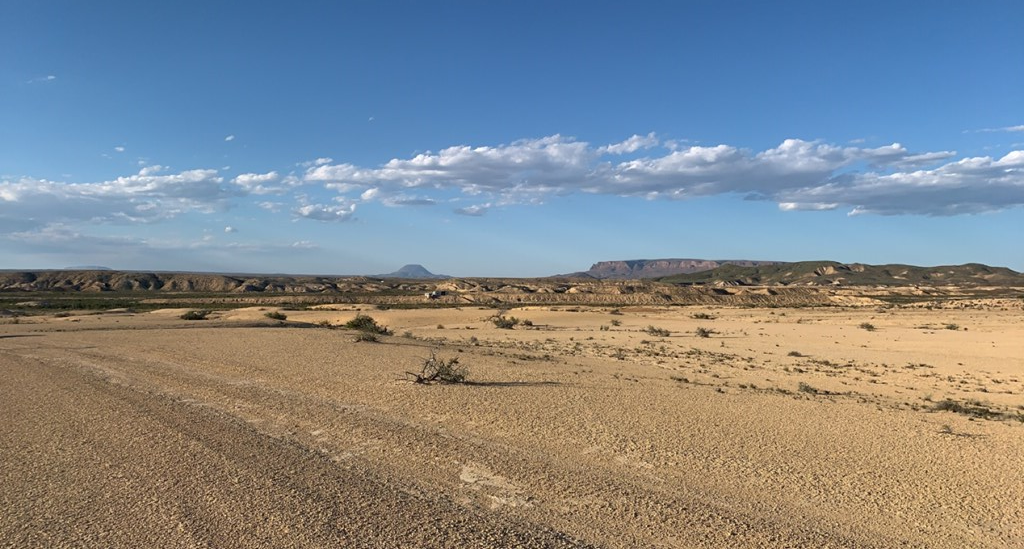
(26, 75, 57, 84)
(293, 202, 356, 222)
(454, 203, 491, 216)
(114, 146, 125, 153)
(0, 166, 231, 227)
(232, 171, 281, 194)
(224, 134, 236, 142)
(597, 132, 659, 155)
(4, 134, 1021, 229)
(224, 226, 237, 233)
(301, 135, 1021, 216)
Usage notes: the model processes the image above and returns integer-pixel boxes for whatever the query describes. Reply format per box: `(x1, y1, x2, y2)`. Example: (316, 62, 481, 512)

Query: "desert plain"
(2, 295, 1023, 547)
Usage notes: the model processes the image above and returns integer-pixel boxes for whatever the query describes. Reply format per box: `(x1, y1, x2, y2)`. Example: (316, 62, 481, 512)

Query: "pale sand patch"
(1, 304, 1021, 547)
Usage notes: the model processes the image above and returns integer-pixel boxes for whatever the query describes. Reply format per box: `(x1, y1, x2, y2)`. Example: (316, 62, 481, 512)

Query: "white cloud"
(382, 196, 436, 207)
(971, 125, 1024, 133)
(4, 134, 1021, 230)
(224, 226, 237, 233)
(26, 75, 57, 84)
(0, 166, 229, 227)
(232, 171, 281, 194)
(114, 146, 126, 153)
(300, 134, 1019, 216)
(293, 202, 356, 222)
(597, 132, 659, 155)
(454, 203, 491, 216)
(224, 134, 236, 142)
(299, 157, 334, 168)
(778, 202, 838, 211)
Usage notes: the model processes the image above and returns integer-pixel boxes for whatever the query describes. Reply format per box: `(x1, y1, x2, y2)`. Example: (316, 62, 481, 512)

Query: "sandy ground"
(1, 303, 1022, 548)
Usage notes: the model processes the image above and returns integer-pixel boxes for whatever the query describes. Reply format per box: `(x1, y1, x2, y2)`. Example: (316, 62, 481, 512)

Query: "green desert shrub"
(345, 314, 392, 335)
(180, 310, 210, 320)
(645, 325, 671, 337)
(265, 311, 287, 321)
(492, 316, 519, 329)
(797, 382, 819, 394)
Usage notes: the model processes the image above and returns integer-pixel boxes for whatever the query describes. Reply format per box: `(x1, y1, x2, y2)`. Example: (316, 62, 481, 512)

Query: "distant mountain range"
(567, 259, 782, 279)
(375, 264, 450, 279)
(658, 261, 1024, 287)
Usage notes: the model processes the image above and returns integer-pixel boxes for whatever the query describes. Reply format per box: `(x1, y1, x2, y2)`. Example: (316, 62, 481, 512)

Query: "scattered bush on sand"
(181, 310, 210, 320)
(406, 351, 468, 384)
(694, 327, 715, 338)
(645, 325, 671, 337)
(345, 314, 392, 335)
(797, 382, 819, 394)
(859, 322, 876, 331)
(354, 332, 379, 343)
(265, 311, 287, 321)
(492, 316, 520, 329)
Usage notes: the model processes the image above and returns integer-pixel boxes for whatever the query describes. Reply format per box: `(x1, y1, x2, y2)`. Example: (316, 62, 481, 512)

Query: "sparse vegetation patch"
(265, 311, 287, 321)
(406, 351, 468, 384)
(492, 316, 520, 329)
(645, 325, 671, 337)
(345, 314, 392, 335)
(180, 310, 210, 320)
(354, 332, 379, 343)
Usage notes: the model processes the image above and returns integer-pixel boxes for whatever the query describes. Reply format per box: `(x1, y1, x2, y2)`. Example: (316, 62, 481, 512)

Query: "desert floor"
(1, 303, 1022, 548)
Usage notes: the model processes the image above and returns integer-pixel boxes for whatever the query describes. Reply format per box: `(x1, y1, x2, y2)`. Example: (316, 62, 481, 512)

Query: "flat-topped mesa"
(586, 259, 781, 279)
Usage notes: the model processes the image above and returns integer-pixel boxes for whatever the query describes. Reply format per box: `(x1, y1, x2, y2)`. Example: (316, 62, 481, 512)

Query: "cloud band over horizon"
(2, 134, 1022, 237)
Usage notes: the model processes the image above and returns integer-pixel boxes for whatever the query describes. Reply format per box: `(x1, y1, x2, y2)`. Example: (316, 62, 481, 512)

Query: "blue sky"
(2, 1, 1022, 276)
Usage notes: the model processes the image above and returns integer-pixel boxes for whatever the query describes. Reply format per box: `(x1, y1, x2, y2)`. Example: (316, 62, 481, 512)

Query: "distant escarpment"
(659, 261, 1024, 287)
(583, 259, 781, 279)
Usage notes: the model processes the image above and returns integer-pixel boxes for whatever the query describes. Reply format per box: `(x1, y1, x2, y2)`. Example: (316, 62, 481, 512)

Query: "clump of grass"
(315, 319, 335, 329)
(944, 323, 960, 331)
(694, 327, 715, 338)
(610, 319, 622, 327)
(401, 331, 414, 338)
(354, 332, 379, 343)
(787, 350, 804, 357)
(406, 351, 468, 384)
(797, 382, 819, 394)
(492, 316, 520, 329)
(645, 325, 671, 337)
(609, 309, 623, 315)
(691, 312, 715, 320)
(859, 322, 876, 331)
(345, 314, 392, 335)
(265, 311, 287, 321)
(930, 399, 1000, 419)
(599, 325, 610, 331)
(520, 319, 533, 327)
(180, 310, 210, 320)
